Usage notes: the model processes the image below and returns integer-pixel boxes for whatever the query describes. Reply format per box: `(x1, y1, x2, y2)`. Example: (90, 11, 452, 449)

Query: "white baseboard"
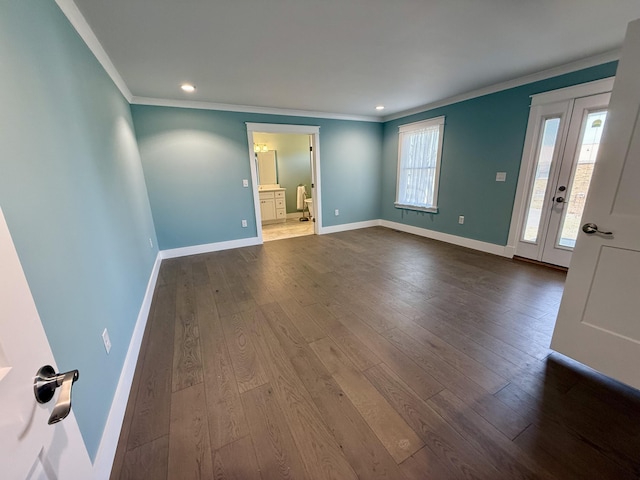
(319, 219, 381, 235)
(92, 252, 162, 479)
(379, 220, 513, 258)
(160, 236, 262, 259)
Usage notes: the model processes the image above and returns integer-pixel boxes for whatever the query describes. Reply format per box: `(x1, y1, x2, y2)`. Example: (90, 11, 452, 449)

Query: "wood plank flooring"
(111, 227, 640, 480)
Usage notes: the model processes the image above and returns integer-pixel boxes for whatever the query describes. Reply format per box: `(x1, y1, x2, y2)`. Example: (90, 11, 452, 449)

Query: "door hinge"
(310, 146, 313, 152)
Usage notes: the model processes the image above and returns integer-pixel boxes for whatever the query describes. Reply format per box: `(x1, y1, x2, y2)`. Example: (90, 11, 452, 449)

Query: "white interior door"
(551, 18, 640, 390)
(0, 207, 91, 479)
(516, 93, 610, 267)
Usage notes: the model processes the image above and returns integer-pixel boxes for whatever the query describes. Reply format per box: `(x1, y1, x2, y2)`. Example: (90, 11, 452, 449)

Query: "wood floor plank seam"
(111, 227, 640, 480)
(309, 336, 425, 463)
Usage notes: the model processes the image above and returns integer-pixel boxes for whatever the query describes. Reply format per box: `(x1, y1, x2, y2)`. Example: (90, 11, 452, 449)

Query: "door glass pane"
(522, 117, 561, 243)
(558, 110, 607, 248)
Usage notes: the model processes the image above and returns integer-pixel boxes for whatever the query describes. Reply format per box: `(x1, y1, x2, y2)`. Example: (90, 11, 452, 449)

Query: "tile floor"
(262, 217, 314, 242)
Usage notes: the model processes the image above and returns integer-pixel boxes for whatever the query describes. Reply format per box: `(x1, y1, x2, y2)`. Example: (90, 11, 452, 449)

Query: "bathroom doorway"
(246, 123, 321, 242)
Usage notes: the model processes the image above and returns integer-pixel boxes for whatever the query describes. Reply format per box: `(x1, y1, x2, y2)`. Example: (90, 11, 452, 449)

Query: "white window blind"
(395, 116, 445, 213)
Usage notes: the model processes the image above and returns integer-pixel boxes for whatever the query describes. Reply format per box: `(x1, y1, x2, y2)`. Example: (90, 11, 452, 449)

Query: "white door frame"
(506, 77, 616, 258)
(246, 123, 322, 242)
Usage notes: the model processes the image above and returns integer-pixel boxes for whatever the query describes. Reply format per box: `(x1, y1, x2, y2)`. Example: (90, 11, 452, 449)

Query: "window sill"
(394, 203, 438, 214)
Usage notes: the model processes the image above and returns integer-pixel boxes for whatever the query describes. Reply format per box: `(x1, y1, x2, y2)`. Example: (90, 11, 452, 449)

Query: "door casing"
(246, 123, 322, 242)
(507, 78, 615, 259)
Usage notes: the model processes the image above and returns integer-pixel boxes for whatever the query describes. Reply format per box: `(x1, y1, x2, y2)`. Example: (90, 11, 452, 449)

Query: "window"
(395, 116, 445, 212)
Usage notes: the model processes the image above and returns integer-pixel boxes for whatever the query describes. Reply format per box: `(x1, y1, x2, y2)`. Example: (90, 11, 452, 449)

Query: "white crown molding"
(382, 49, 621, 122)
(55, 0, 132, 102)
(57, 0, 619, 125)
(131, 96, 380, 123)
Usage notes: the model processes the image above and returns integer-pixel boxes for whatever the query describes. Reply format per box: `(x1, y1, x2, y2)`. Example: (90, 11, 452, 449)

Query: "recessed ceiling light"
(181, 84, 196, 93)
(375, 105, 385, 111)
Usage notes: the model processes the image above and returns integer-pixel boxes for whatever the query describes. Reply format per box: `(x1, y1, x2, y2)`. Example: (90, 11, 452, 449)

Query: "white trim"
(246, 123, 322, 237)
(380, 220, 513, 258)
(530, 77, 615, 106)
(246, 134, 264, 244)
(52, 2, 619, 125)
(393, 204, 438, 214)
(245, 123, 321, 134)
(507, 78, 615, 258)
(395, 117, 445, 212)
(320, 220, 381, 235)
(383, 49, 620, 122)
(398, 115, 445, 132)
(310, 133, 322, 235)
(132, 97, 379, 123)
(54, 0, 132, 102)
(160, 237, 262, 259)
(53, 1, 619, 126)
(92, 252, 162, 479)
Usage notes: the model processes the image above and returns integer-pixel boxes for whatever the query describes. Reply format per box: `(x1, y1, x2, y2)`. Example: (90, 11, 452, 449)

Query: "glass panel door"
(516, 92, 611, 268)
(540, 93, 610, 267)
(514, 100, 571, 263)
(522, 117, 561, 243)
(557, 111, 607, 248)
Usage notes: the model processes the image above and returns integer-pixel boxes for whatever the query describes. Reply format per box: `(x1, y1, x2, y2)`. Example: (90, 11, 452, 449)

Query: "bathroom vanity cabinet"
(259, 188, 286, 224)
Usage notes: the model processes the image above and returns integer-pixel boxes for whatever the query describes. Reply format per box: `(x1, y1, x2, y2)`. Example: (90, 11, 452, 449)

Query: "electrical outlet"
(496, 172, 507, 182)
(241, 219, 248, 228)
(149, 238, 154, 249)
(102, 328, 112, 354)
(242, 179, 249, 187)
(335, 209, 339, 216)
(458, 215, 465, 224)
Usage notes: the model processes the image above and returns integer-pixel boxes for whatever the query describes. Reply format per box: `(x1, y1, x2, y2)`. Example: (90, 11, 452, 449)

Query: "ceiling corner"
(55, 0, 133, 102)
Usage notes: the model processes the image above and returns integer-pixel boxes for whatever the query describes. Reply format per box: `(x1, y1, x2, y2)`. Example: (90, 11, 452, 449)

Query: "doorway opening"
(508, 79, 614, 268)
(246, 123, 321, 243)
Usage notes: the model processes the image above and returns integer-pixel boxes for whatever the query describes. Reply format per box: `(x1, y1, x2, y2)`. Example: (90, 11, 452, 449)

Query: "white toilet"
(304, 198, 314, 219)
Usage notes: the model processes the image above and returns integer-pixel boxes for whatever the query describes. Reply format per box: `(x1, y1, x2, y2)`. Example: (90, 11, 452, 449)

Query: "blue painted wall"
(0, 1, 158, 459)
(132, 106, 382, 249)
(0, 1, 621, 461)
(381, 62, 618, 246)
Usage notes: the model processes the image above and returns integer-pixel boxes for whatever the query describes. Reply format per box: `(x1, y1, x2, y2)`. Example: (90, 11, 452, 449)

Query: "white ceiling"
(70, 0, 640, 120)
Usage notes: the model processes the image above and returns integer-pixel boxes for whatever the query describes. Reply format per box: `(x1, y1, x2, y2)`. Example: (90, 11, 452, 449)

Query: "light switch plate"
(496, 172, 507, 182)
(242, 179, 249, 187)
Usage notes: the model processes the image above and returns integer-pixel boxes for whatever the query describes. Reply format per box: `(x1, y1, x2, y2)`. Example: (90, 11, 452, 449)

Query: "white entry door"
(516, 92, 610, 267)
(0, 207, 92, 479)
(551, 19, 640, 390)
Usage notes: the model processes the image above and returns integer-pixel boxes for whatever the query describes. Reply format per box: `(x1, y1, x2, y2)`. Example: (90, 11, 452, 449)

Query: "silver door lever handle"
(582, 223, 613, 235)
(33, 365, 79, 425)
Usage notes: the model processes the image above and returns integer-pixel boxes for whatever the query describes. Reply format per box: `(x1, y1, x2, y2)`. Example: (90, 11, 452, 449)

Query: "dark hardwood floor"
(110, 227, 640, 479)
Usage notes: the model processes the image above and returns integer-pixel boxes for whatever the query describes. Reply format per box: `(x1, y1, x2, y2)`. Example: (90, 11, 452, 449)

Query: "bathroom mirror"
(257, 151, 278, 185)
